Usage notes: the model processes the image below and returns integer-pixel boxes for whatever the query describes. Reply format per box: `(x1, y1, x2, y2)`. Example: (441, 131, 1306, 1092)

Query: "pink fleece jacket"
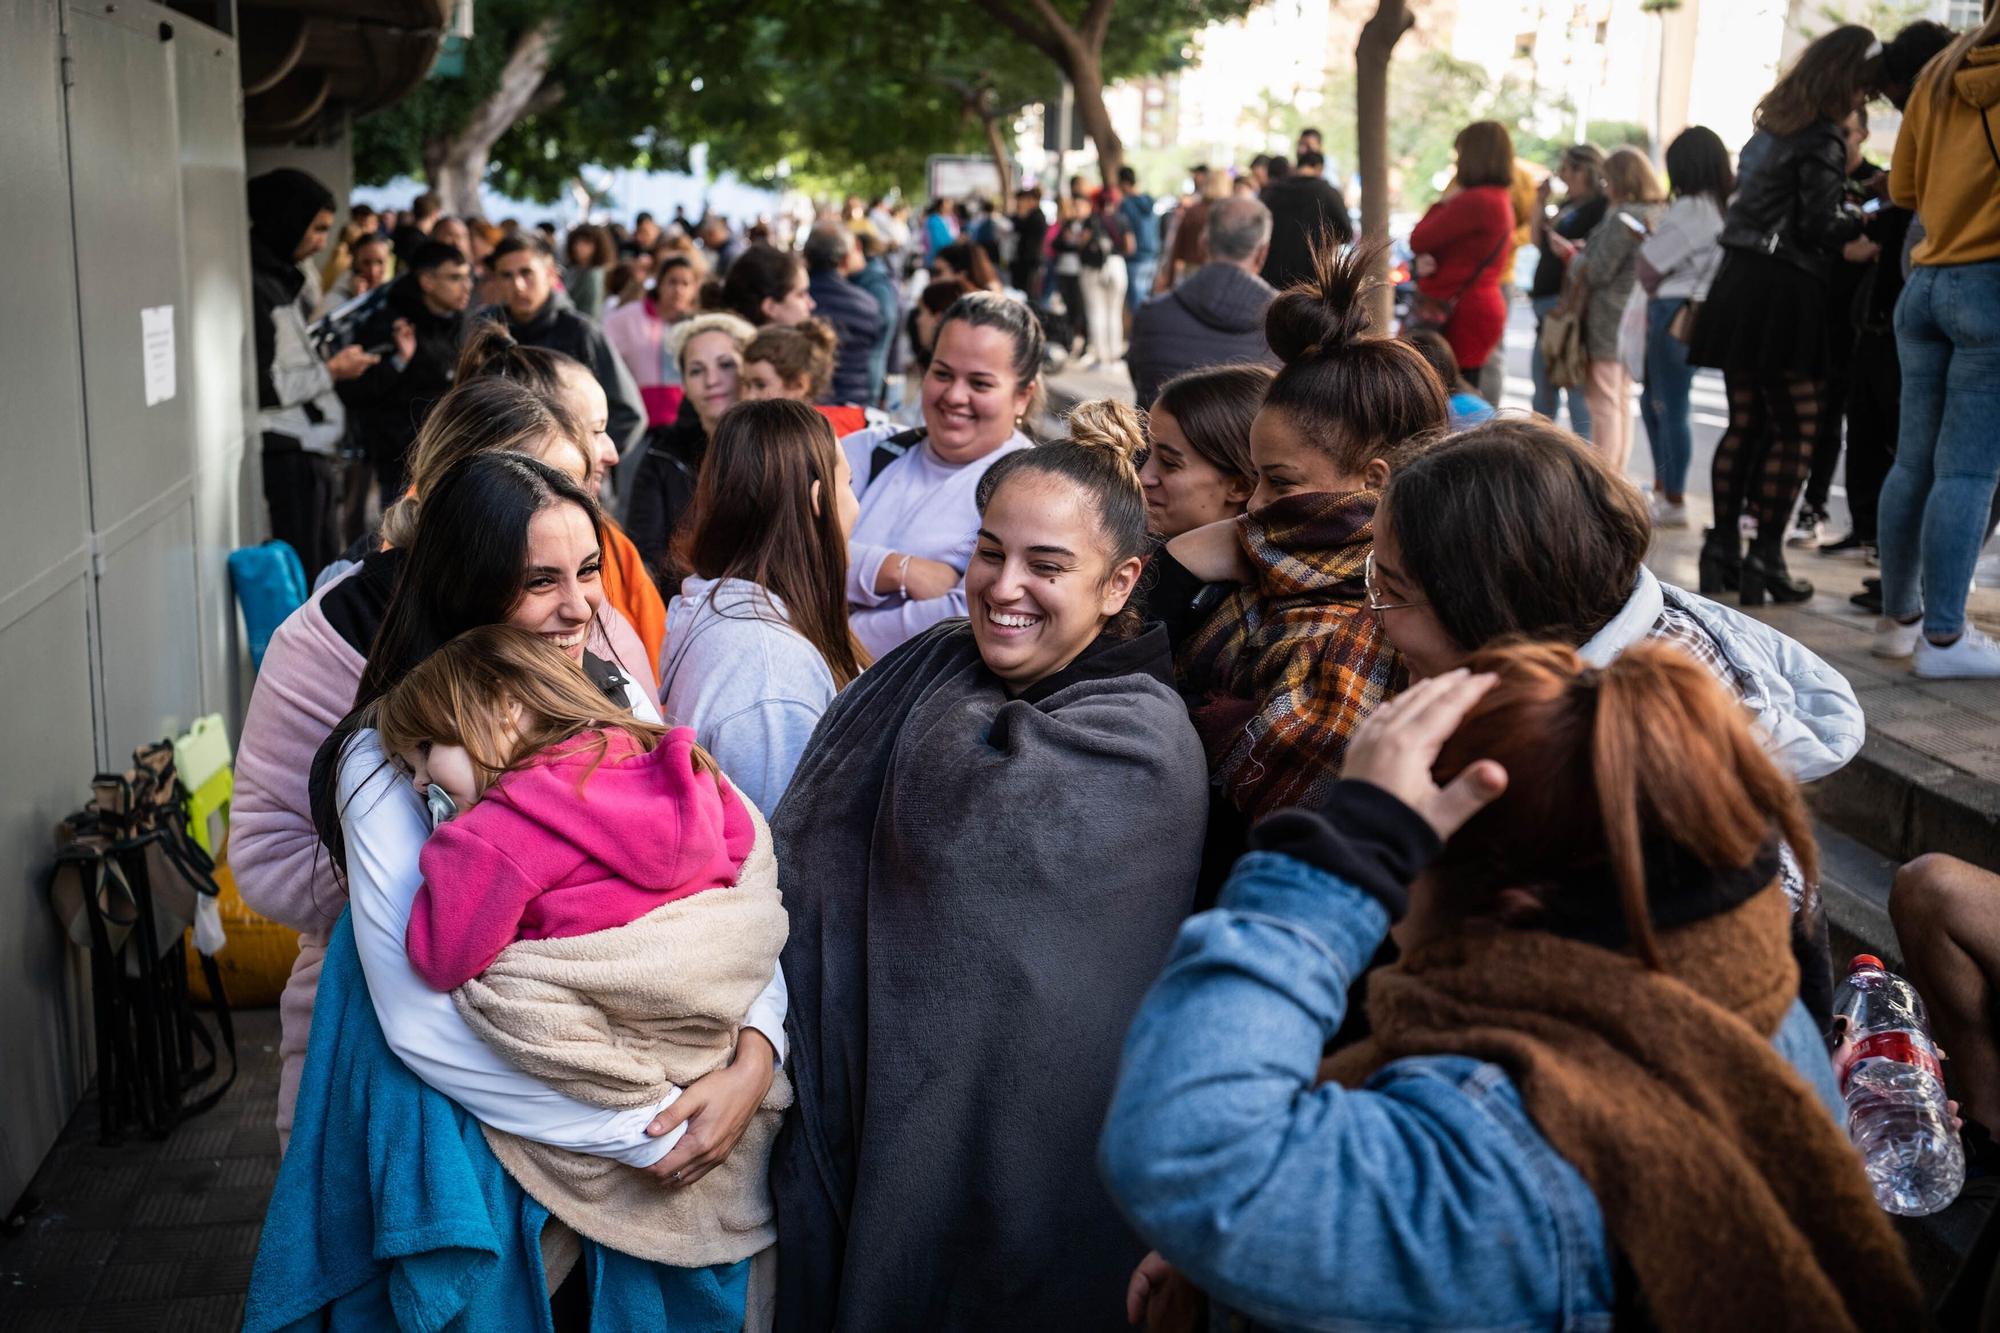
(231, 563, 660, 1145)
(603, 297, 685, 429)
(406, 727, 754, 992)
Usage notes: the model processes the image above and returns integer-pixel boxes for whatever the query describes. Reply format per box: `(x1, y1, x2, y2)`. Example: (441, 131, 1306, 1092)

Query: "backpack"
(229, 540, 309, 671)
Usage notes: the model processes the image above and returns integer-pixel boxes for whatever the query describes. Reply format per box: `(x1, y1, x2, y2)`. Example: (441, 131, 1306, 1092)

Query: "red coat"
(1409, 185, 1514, 372)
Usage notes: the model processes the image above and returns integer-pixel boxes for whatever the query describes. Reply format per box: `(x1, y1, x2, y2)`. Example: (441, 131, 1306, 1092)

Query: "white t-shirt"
(841, 424, 1033, 659)
(1640, 195, 1725, 303)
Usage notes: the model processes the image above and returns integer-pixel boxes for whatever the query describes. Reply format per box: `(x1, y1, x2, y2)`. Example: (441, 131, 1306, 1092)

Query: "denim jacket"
(1100, 850, 1844, 1333)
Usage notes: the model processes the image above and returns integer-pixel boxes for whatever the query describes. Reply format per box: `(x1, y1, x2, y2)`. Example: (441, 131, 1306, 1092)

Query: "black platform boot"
(1699, 525, 1741, 596)
(1741, 534, 1813, 605)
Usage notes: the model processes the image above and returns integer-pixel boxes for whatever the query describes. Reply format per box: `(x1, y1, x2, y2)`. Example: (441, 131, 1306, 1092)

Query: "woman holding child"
(246, 450, 787, 1330)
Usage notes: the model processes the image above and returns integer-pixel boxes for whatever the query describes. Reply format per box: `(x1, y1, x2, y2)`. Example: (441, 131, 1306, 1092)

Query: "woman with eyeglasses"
(1364, 414, 1864, 1023)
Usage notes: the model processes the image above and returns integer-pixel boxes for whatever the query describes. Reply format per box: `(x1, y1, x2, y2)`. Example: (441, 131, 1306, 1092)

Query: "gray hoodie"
(660, 577, 842, 817)
(1127, 262, 1280, 407)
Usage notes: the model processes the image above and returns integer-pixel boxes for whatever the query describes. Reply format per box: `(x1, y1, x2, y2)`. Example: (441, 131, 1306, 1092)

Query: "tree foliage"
(354, 0, 1253, 203)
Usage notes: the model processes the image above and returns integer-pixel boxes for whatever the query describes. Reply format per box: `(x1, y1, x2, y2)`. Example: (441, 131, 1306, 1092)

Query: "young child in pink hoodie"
(370, 624, 755, 992)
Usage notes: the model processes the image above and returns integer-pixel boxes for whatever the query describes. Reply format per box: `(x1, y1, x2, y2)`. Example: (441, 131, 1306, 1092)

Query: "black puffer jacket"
(340, 274, 469, 477)
(1719, 119, 1863, 278)
(473, 294, 644, 454)
(1126, 262, 1279, 407)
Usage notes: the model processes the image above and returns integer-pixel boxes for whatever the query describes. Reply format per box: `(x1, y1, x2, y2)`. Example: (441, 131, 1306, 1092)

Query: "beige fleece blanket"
(456, 800, 793, 1269)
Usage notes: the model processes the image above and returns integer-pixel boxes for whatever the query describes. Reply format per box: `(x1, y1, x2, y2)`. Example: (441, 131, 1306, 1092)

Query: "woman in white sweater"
(661, 399, 870, 815)
(839, 291, 1039, 658)
(1638, 126, 1733, 529)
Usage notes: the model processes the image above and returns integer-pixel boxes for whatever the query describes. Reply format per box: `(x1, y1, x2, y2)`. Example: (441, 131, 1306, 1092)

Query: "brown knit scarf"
(1177, 490, 1399, 819)
(1321, 887, 1925, 1332)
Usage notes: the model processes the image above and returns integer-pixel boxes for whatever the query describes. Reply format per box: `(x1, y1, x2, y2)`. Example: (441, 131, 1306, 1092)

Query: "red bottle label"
(1836, 1030, 1944, 1093)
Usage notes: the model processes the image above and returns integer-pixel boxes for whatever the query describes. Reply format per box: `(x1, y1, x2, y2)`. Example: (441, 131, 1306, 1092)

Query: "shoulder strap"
(1453, 220, 1511, 301)
(869, 427, 926, 485)
(581, 650, 631, 703)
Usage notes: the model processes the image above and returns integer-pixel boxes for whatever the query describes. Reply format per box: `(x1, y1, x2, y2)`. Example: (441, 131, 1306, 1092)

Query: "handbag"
(1404, 228, 1509, 336)
(1667, 222, 1724, 346)
(1617, 283, 1650, 381)
(1539, 298, 1589, 388)
(48, 738, 236, 1141)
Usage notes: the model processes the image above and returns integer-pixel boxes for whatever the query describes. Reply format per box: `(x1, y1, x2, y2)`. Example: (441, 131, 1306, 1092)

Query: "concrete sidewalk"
(1647, 522, 2000, 871)
(0, 1008, 280, 1330)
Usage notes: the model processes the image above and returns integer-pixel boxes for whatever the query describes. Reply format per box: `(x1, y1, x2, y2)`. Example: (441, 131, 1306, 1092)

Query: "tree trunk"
(973, 0, 1120, 187)
(1356, 0, 1414, 332)
(980, 108, 1014, 201)
(1068, 52, 1123, 188)
(422, 17, 563, 216)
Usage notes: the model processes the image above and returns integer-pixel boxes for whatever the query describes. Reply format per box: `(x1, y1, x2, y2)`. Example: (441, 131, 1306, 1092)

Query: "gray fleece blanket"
(770, 621, 1208, 1332)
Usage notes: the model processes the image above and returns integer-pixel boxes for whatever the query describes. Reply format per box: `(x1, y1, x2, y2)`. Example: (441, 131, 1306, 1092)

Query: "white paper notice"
(141, 305, 175, 406)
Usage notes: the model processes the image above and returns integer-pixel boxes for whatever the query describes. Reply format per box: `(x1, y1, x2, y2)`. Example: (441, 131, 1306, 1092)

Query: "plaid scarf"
(1178, 490, 1400, 819)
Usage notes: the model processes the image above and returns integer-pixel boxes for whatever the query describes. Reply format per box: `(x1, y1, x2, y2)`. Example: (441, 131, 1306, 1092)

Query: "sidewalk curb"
(1808, 734, 2000, 870)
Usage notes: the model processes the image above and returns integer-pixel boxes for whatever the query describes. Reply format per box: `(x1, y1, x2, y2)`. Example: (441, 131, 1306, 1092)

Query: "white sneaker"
(1651, 496, 1691, 529)
(1913, 627, 2000, 679)
(1872, 616, 1922, 659)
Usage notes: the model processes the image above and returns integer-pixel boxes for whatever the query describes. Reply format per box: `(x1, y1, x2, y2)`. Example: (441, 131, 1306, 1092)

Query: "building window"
(1943, 0, 1982, 27)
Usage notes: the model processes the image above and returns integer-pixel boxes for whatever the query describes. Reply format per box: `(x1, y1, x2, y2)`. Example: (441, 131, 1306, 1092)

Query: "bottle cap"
(1850, 954, 1885, 972)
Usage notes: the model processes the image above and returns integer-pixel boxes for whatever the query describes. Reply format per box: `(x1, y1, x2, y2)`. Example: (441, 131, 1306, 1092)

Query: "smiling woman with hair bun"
(769, 395, 1208, 1331)
(1152, 239, 1448, 897)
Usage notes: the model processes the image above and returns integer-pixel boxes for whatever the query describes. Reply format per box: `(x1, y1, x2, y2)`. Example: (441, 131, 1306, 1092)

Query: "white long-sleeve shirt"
(335, 678, 789, 1168)
(841, 424, 1033, 659)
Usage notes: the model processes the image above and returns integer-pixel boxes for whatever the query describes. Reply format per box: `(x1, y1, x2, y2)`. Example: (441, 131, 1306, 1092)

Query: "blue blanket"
(246, 915, 748, 1332)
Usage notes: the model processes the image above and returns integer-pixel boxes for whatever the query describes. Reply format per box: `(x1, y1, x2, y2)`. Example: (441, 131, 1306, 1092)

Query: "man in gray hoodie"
(1127, 196, 1280, 407)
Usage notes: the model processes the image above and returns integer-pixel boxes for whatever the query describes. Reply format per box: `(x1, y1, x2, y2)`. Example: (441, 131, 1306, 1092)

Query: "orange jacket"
(601, 520, 666, 682)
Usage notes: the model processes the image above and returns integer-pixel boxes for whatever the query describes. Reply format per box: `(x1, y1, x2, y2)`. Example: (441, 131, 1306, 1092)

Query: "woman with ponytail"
(771, 400, 1208, 1331)
(1106, 645, 1923, 1333)
(456, 321, 670, 679)
(249, 452, 788, 1329)
(1153, 241, 1447, 877)
(1368, 417, 1864, 1019)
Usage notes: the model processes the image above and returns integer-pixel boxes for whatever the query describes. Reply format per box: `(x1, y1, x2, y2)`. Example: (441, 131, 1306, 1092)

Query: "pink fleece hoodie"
(231, 560, 660, 1145)
(405, 727, 753, 991)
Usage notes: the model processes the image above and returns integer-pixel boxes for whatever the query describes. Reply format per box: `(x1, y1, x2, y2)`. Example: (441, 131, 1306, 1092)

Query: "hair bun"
(454, 318, 523, 382)
(798, 317, 839, 354)
(1065, 399, 1147, 469)
(1264, 236, 1385, 366)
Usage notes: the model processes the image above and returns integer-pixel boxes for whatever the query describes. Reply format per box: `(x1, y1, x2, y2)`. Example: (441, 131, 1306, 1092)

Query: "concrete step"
(1809, 733, 2000, 874)
(1817, 818, 1903, 974)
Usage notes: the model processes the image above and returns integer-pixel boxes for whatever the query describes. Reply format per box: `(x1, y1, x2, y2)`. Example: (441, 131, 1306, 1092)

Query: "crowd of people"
(230, 12, 2000, 1331)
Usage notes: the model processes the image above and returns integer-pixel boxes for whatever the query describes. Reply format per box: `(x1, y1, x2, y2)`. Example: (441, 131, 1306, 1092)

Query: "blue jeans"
(1125, 256, 1159, 313)
(1879, 261, 2000, 638)
(1639, 296, 1697, 496)
(1530, 294, 1592, 441)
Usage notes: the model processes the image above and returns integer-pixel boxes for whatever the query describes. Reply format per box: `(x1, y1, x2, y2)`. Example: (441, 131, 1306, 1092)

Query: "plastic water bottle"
(1832, 954, 1965, 1217)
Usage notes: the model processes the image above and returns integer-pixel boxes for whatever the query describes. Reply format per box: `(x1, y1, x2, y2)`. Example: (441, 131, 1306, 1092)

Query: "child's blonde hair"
(371, 625, 717, 797)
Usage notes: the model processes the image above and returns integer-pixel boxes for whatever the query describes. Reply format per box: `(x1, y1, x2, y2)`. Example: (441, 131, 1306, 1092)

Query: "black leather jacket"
(1718, 119, 1863, 278)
